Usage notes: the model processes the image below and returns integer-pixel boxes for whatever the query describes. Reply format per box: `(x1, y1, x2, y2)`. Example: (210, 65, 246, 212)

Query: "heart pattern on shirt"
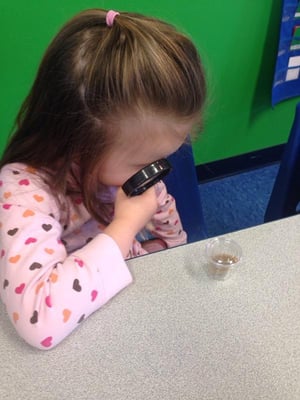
(19, 179, 30, 186)
(33, 194, 44, 202)
(41, 336, 53, 348)
(29, 262, 42, 270)
(72, 279, 82, 292)
(7, 228, 18, 236)
(4, 192, 11, 199)
(44, 248, 54, 254)
(15, 283, 25, 294)
(9, 255, 21, 264)
(91, 290, 98, 302)
(63, 309, 71, 323)
(45, 296, 52, 307)
(30, 310, 38, 324)
(0, 166, 184, 351)
(23, 209, 35, 217)
(25, 237, 37, 245)
(42, 224, 52, 231)
(74, 258, 84, 267)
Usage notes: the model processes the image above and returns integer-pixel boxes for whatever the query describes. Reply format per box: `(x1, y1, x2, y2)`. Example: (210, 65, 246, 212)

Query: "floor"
(199, 163, 280, 238)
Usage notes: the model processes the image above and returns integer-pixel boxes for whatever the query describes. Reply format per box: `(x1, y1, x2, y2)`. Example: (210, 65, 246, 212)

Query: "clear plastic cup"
(204, 237, 242, 280)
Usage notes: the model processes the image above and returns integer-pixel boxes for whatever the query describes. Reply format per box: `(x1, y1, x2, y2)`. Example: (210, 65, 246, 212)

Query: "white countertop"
(1, 216, 300, 400)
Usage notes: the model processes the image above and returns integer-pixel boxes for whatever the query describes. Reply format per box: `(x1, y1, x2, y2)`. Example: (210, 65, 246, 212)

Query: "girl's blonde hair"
(1, 9, 206, 223)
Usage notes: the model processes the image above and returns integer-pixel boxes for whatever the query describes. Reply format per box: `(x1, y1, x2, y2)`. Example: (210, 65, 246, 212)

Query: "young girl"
(0, 9, 206, 349)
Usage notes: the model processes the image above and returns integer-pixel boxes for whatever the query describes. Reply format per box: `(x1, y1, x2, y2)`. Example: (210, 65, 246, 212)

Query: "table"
(1, 215, 300, 400)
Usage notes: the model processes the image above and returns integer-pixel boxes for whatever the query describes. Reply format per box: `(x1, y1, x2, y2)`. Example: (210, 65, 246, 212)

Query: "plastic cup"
(204, 237, 242, 280)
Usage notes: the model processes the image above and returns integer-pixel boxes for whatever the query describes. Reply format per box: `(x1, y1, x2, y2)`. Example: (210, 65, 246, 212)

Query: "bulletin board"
(272, 0, 300, 105)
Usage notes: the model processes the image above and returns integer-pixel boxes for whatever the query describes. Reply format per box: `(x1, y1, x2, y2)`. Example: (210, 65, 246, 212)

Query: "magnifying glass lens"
(122, 159, 172, 196)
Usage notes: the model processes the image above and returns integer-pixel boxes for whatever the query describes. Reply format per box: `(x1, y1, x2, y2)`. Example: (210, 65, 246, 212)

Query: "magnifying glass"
(122, 159, 172, 197)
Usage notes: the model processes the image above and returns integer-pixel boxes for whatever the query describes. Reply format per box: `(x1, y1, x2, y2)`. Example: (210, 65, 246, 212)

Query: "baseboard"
(196, 144, 284, 183)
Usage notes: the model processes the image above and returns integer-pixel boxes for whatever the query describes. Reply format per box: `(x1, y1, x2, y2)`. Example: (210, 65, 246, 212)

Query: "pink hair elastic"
(106, 10, 120, 27)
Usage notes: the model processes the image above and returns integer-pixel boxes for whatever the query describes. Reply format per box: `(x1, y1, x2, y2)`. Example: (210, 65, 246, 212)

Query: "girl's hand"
(104, 187, 158, 257)
(114, 186, 158, 232)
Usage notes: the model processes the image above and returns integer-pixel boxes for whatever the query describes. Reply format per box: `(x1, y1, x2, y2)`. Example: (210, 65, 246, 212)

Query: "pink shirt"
(0, 163, 186, 349)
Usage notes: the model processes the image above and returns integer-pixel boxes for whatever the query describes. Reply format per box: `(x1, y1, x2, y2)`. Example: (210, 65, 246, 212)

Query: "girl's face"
(98, 113, 197, 187)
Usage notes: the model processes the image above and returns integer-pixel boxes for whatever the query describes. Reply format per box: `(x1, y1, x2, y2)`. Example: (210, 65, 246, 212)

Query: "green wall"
(1, 1, 298, 165)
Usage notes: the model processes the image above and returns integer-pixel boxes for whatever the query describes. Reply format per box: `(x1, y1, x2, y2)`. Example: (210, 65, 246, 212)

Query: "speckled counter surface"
(1, 216, 300, 400)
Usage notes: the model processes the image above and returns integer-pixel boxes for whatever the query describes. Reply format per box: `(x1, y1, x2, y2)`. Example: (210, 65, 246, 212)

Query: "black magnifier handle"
(122, 159, 172, 197)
